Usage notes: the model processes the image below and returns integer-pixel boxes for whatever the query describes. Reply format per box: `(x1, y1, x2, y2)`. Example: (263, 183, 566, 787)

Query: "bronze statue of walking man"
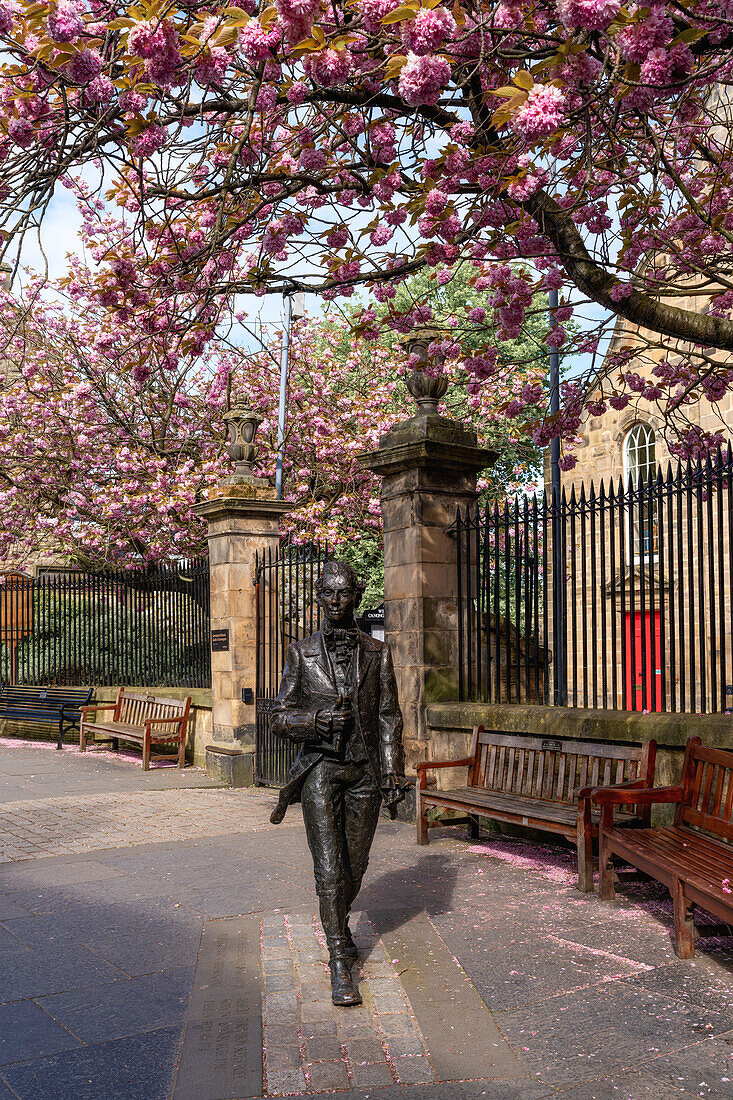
(270, 560, 406, 1006)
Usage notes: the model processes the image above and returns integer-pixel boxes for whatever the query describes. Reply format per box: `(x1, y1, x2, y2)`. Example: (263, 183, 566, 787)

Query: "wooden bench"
(79, 688, 191, 769)
(594, 736, 733, 958)
(416, 726, 656, 892)
(0, 685, 93, 750)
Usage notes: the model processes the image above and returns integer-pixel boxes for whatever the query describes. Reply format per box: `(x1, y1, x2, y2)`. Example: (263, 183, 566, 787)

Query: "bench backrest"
(0, 686, 92, 711)
(115, 689, 189, 727)
(677, 737, 733, 842)
(468, 727, 656, 805)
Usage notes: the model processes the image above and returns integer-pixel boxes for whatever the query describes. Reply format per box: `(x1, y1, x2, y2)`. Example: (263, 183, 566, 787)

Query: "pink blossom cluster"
(0, 0, 730, 457)
(239, 19, 280, 62)
(66, 48, 102, 84)
(128, 18, 183, 87)
(359, 0, 400, 33)
(47, 0, 85, 43)
(640, 43, 694, 86)
(616, 8, 672, 63)
(556, 0, 620, 30)
(130, 124, 168, 158)
(510, 85, 565, 141)
(303, 47, 353, 86)
(0, 2, 14, 35)
(397, 52, 451, 106)
(275, 0, 321, 44)
(400, 7, 456, 55)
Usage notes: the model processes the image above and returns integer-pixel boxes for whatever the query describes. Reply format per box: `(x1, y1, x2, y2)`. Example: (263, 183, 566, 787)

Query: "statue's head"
(315, 560, 366, 625)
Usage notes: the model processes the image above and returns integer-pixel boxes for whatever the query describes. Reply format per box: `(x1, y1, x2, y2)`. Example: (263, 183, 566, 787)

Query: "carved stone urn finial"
(223, 404, 262, 478)
(401, 326, 449, 416)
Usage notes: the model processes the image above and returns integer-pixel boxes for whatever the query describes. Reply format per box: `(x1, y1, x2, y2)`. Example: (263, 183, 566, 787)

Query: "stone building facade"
(544, 311, 733, 714)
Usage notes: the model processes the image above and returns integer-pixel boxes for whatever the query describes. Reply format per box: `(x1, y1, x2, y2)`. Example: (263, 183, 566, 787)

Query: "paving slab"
(172, 915, 262, 1100)
(620, 958, 733, 1016)
(0, 924, 30, 956)
(376, 912, 525, 1080)
(497, 982, 730, 1088)
(1, 942, 125, 1003)
(555, 1072, 694, 1098)
(278, 1083, 554, 1100)
(0, 895, 34, 920)
(641, 1031, 733, 1097)
(37, 966, 194, 1044)
(0, 787, 299, 864)
(84, 924, 204, 977)
(2, 899, 202, 952)
(432, 923, 652, 1013)
(0, 998, 81, 1066)
(0, 1024, 181, 1100)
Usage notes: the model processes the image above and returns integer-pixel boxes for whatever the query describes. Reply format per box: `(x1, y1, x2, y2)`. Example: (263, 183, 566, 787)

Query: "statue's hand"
(381, 773, 407, 807)
(329, 701, 352, 738)
(312, 701, 352, 746)
(314, 710, 333, 740)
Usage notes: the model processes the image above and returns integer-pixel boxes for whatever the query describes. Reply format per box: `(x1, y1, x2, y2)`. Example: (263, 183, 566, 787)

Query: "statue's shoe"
(330, 960, 362, 1007)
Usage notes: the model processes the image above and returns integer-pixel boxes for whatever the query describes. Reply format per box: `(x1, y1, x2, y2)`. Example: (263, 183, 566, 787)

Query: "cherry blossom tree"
(0, 236, 544, 567)
(2, 1, 733, 461)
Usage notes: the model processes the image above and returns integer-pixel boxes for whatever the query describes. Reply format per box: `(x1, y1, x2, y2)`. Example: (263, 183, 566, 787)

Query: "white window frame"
(622, 422, 658, 563)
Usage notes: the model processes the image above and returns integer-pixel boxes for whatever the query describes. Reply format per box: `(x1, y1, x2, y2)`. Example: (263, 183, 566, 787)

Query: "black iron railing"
(0, 558, 210, 688)
(254, 541, 329, 785)
(453, 447, 733, 713)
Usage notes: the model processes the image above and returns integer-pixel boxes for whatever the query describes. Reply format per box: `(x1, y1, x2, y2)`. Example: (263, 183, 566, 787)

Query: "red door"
(624, 612, 662, 711)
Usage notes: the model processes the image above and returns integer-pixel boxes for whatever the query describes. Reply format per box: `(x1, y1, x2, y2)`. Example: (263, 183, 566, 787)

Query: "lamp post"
(275, 291, 305, 500)
(548, 288, 566, 705)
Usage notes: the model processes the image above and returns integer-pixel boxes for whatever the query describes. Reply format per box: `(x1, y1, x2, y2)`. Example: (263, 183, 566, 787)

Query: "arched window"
(623, 423, 657, 561)
(623, 422, 656, 489)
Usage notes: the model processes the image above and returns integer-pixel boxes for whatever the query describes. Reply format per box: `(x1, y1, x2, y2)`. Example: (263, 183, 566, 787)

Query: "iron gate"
(254, 542, 329, 786)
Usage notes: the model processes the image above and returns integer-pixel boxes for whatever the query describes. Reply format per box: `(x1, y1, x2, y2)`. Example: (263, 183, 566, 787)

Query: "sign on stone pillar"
(360, 414, 496, 773)
(193, 405, 291, 785)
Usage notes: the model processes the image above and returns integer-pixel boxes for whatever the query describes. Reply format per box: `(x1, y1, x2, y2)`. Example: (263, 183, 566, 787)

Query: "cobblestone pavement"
(0, 739, 732, 1100)
(0, 788, 298, 863)
(260, 913, 437, 1095)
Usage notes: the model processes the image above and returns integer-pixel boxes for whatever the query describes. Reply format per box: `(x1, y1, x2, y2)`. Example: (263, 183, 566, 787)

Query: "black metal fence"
(255, 542, 329, 785)
(0, 559, 210, 688)
(454, 447, 733, 714)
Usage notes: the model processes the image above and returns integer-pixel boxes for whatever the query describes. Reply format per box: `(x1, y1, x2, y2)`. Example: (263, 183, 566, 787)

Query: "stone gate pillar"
(360, 408, 495, 774)
(193, 406, 291, 785)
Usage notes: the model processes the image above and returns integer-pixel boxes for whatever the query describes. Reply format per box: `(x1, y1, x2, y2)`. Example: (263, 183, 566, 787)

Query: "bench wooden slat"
(711, 767, 725, 817)
(423, 786, 640, 828)
(605, 828, 733, 898)
(724, 770, 733, 821)
(597, 736, 733, 958)
(701, 762, 715, 813)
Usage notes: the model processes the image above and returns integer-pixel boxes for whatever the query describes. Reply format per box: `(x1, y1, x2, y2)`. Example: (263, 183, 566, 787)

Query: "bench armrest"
(592, 785, 684, 806)
(79, 704, 116, 718)
(575, 777, 647, 801)
(416, 758, 473, 790)
(415, 758, 473, 773)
